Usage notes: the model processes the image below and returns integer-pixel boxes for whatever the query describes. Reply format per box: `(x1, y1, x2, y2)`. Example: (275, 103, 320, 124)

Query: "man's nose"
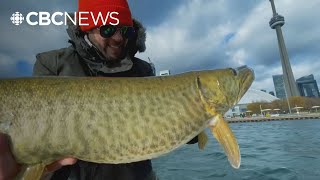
(110, 30, 124, 42)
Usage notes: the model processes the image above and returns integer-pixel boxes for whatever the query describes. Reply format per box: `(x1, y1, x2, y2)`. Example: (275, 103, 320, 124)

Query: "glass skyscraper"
(273, 75, 286, 99)
(296, 74, 320, 97)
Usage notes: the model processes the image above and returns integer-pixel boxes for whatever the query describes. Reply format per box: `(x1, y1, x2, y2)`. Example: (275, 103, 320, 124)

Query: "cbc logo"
(11, 12, 24, 25)
(10, 11, 120, 26)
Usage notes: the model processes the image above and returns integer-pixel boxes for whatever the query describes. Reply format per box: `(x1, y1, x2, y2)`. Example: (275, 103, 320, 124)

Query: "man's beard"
(92, 42, 128, 63)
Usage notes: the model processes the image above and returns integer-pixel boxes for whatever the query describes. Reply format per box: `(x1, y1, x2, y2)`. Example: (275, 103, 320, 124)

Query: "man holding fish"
(0, 0, 200, 179)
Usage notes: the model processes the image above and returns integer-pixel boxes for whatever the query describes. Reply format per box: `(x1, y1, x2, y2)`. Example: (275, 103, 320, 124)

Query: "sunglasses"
(99, 25, 136, 39)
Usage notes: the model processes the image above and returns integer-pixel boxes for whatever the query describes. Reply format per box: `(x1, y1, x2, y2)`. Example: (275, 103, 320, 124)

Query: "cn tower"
(269, 0, 300, 97)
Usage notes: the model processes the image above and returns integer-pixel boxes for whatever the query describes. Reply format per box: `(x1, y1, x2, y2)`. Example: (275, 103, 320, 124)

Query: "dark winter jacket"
(33, 19, 156, 180)
(33, 18, 197, 180)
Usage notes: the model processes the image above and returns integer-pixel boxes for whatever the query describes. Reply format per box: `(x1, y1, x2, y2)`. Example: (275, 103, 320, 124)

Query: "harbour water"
(152, 119, 320, 180)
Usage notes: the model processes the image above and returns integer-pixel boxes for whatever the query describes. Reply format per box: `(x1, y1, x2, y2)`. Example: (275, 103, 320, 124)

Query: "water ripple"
(153, 119, 320, 180)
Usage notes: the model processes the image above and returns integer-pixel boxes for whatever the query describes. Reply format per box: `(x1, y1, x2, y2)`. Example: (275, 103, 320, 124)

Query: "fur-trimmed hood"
(66, 18, 146, 58)
(66, 17, 147, 74)
(128, 19, 146, 56)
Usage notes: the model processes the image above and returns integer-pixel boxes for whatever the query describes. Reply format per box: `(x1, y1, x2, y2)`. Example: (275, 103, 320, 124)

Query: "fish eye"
(230, 68, 237, 76)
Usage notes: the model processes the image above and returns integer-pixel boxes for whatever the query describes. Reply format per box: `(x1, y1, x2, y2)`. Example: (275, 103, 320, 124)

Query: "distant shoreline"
(226, 113, 320, 123)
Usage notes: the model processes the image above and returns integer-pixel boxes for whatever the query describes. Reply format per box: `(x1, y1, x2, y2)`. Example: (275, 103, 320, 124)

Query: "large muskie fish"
(0, 66, 254, 179)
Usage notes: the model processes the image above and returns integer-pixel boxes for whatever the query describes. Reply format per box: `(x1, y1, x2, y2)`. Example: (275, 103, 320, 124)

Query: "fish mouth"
(234, 66, 255, 102)
(235, 65, 255, 85)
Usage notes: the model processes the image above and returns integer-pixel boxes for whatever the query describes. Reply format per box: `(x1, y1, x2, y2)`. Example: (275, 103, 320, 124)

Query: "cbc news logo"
(10, 11, 120, 26)
(11, 12, 24, 25)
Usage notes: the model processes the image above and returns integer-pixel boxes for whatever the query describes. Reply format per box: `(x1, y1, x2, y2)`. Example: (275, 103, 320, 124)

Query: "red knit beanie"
(78, 0, 133, 32)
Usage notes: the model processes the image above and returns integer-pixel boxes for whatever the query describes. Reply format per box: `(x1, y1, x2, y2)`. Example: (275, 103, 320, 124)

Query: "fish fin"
(210, 114, 241, 169)
(198, 131, 208, 150)
(14, 163, 45, 180)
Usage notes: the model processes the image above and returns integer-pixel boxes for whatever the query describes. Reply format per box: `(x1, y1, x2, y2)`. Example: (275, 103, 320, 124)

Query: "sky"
(1, 0, 320, 93)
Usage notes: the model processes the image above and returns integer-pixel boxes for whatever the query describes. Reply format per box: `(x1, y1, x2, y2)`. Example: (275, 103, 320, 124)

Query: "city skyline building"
(269, 0, 300, 97)
(273, 74, 286, 99)
(296, 74, 320, 97)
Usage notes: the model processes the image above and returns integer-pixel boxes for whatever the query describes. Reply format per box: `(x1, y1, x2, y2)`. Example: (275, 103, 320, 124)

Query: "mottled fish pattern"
(0, 66, 254, 179)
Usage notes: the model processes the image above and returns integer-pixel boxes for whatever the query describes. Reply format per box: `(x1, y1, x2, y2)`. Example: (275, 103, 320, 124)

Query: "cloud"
(1, 24, 69, 59)
(226, 0, 320, 91)
(0, 53, 16, 77)
(137, 0, 320, 92)
(0, 53, 32, 77)
(137, 0, 244, 73)
(0, 0, 74, 77)
(128, 0, 184, 27)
